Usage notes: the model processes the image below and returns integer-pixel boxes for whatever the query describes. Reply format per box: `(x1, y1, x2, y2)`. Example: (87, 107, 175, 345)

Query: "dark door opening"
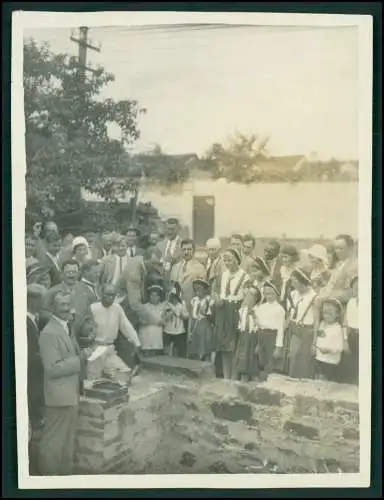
(192, 196, 215, 246)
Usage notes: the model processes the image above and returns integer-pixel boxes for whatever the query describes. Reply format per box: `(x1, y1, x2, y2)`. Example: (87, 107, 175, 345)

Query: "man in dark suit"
(27, 284, 46, 475)
(39, 231, 63, 287)
(39, 291, 92, 476)
(126, 227, 145, 258)
(80, 259, 102, 303)
(263, 240, 283, 292)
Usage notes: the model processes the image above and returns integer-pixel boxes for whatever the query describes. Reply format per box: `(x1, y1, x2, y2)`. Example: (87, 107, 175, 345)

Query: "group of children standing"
(135, 245, 359, 385)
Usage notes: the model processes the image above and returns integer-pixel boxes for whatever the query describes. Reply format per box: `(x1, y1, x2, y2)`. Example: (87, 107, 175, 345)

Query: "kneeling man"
(90, 284, 141, 383)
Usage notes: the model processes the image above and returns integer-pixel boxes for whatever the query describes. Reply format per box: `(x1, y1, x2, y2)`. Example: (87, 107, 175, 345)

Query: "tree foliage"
(24, 38, 146, 229)
(201, 132, 270, 184)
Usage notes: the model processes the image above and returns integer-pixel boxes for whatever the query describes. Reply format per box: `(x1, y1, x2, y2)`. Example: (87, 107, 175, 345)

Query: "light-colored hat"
(206, 238, 221, 249)
(72, 236, 89, 250)
(302, 244, 328, 263)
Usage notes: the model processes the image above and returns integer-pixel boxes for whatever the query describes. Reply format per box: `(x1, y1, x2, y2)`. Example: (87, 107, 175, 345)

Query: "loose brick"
(283, 421, 319, 440)
(238, 385, 283, 407)
(211, 401, 253, 423)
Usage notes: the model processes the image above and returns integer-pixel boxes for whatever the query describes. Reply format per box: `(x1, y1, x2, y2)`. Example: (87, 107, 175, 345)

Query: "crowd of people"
(25, 218, 359, 476)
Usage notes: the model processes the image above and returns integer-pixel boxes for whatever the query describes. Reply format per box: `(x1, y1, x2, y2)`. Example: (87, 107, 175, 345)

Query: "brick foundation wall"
(74, 366, 359, 474)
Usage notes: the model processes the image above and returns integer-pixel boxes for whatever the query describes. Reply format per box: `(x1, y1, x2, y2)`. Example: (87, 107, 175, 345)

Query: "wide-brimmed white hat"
(302, 244, 328, 263)
(72, 236, 89, 250)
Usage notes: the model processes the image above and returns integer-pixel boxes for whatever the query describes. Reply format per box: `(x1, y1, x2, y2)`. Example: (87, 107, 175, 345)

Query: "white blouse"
(315, 321, 343, 365)
(238, 306, 256, 333)
(289, 288, 317, 325)
(219, 269, 248, 301)
(254, 301, 285, 348)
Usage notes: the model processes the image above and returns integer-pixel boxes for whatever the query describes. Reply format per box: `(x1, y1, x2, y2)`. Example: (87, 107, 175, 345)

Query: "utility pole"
(70, 27, 101, 81)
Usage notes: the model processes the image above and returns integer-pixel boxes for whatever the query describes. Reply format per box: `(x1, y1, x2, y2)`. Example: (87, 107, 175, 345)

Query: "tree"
(24, 38, 146, 230)
(201, 132, 270, 184)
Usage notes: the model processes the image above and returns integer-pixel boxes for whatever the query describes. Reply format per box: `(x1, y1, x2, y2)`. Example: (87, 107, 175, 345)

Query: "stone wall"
(74, 365, 359, 475)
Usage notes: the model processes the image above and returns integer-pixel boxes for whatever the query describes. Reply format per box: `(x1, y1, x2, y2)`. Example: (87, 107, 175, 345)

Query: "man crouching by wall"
(38, 291, 93, 476)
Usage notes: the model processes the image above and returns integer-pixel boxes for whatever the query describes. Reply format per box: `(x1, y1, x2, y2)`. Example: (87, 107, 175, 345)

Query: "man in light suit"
(157, 218, 183, 277)
(99, 236, 129, 293)
(205, 238, 226, 295)
(317, 234, 358, 305)
(39, 291, 92, 476)
(170, 239, 206, 312)
(43, 259, 96, 337)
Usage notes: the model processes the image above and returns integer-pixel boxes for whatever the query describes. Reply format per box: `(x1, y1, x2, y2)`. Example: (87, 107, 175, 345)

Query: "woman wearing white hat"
(301, 244, 330, 291)
(72, 236, 91, 266)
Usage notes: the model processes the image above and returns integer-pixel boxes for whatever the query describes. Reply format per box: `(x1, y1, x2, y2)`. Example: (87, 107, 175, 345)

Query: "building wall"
(137, 180, 358, 239)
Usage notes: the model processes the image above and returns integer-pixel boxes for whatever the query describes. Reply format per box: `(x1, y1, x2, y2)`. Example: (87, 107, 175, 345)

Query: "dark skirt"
(287, 324, 316, 380)
(214, 300, 241, 353)
(338, 328, 359, 385)
(315, 360, 340, 382)
(234, 330, 258, 378)
(188, 318, 215, 358)
(255, 328, 277, 380)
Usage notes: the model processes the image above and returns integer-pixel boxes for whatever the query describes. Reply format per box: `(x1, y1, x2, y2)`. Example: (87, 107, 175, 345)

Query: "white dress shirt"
(27, 312, 38, 329)
(254, 301, 286, 348)
(112, 255, 128, 285)
(91, 302, 141, 347)
(52, 315, 69, 334)
(289, 288, 317, 325)
(315, 321, 344, 364)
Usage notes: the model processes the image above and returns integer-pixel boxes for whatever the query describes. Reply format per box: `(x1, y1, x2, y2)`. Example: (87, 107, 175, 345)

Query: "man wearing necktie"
(39, 292, 92, 476)
(126, 227, 144, 259)
(157, 218, 183, 278)
(170, 239, 206, 314)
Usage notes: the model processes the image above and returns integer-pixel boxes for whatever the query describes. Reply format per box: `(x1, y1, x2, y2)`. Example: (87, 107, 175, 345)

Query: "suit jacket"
(99, 254, 129, 286)
(170, 258, 206, 311)
(119, 256, 146, 311)
(206, 256, 226, 297)
(27, 316, 44, 426)
(39, 317, 82, 407)
(39, 252, 62, 287)
(266, 255, 283, 292)
(319, 257, 357, 305)
(157, 236, 183, 269)
(43, 281, 95, 336)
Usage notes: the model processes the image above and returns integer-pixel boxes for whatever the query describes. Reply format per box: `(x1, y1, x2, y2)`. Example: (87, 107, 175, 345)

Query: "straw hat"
(302, 244, 328, 263)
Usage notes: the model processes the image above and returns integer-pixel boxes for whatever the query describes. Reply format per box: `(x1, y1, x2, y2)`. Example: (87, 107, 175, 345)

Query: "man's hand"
(80, 347, 94, 360)
(273, 347, 283, 359)
(310, 344, 317, 357)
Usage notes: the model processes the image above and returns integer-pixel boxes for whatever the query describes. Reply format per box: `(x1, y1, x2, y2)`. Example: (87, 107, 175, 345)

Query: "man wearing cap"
(157, 218, 183, 276)
(170, 239, 206, 314)
(205, 238, 226, 294)
(39, 291, 92, 476)
(27, 284, 46, 474)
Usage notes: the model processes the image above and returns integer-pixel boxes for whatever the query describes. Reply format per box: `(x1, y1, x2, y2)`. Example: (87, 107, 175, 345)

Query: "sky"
(24, 24, 359, 160)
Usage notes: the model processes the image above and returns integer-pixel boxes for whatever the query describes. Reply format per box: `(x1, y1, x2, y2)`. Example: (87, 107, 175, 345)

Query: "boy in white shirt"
(254, 281, 286, 381)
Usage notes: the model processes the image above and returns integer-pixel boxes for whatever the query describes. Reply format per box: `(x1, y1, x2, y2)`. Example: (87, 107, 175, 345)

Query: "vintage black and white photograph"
(12, 11, 372, 489)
